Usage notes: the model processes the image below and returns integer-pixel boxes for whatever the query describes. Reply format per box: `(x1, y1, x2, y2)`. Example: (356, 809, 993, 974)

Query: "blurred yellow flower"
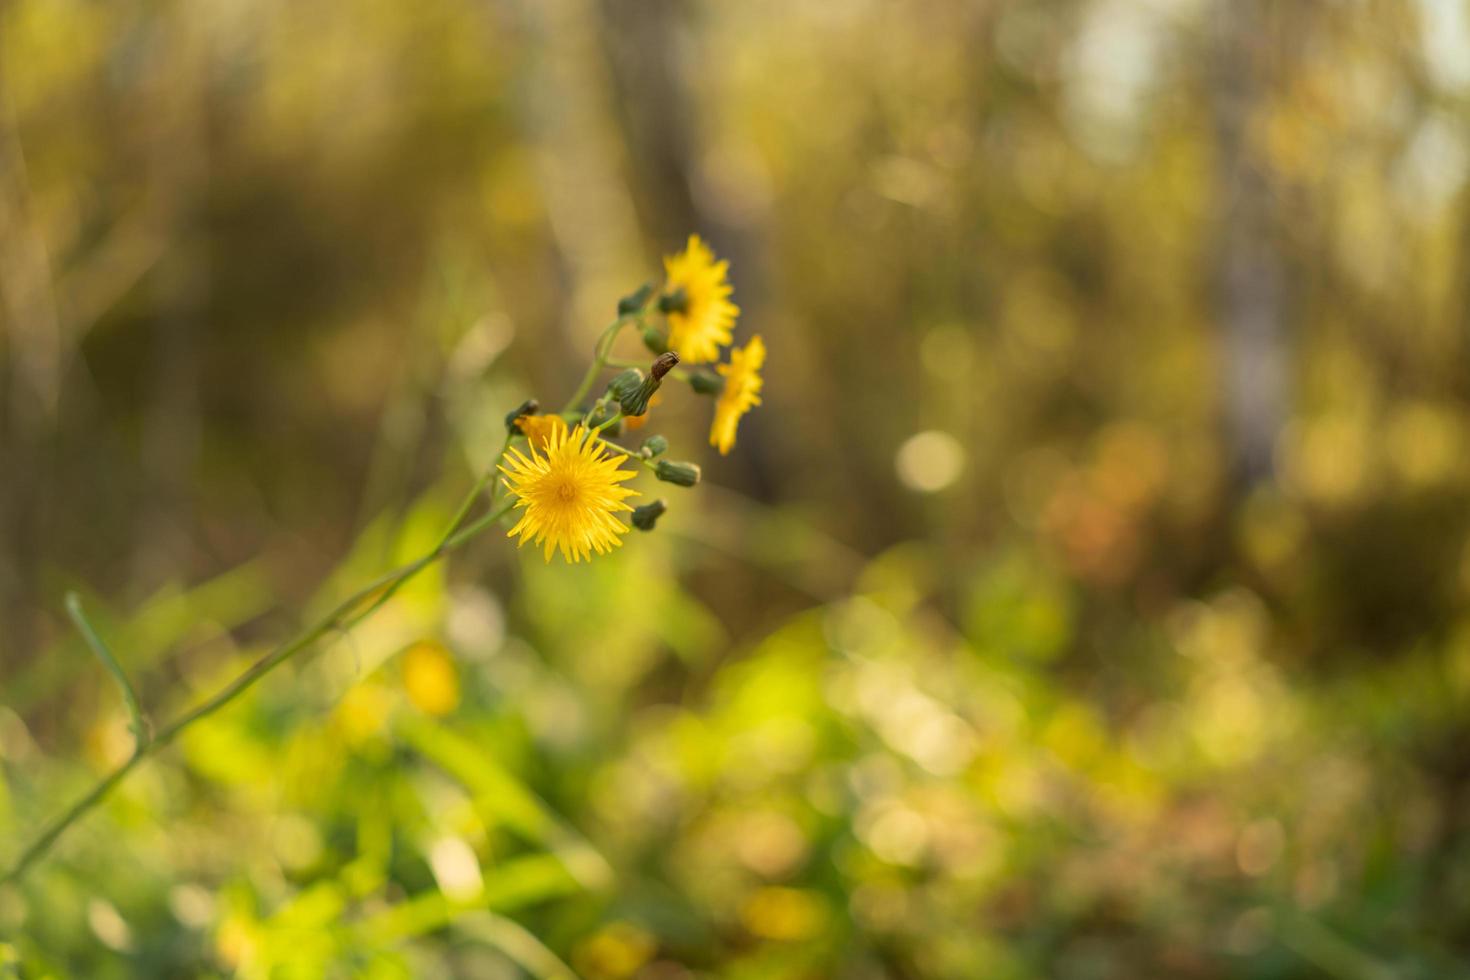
(402, 642, 460, 716)
(710, 334, 765, 455)
(515, 413, 567, 451)
(337, 681, 392, 743)
(663, 234, 738, 364)
(740, 886, 827, 941)
(573, 922, 656, 979)
(500, 423, 639, 562)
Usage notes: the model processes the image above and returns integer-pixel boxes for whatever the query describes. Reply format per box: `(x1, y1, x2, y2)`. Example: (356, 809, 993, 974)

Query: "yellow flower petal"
(663, 234, 739, 364)
(515, 413, 568, 451)
(710, 335, 765, 455)
(499, 424, 640, 563)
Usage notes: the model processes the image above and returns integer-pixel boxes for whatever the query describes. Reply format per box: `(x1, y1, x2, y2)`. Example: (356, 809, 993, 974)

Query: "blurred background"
(3, 0, 1470, 976)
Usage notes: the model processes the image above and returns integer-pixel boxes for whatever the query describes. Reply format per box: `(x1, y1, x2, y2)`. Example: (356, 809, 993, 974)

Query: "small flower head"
(642, 325, 670, 355)
(516, 412, 568, 451)
(617, 282, 654, 316)
(655, 459, 702, 487)
(662, 234, 739, 364)
(503, 398, 540, 432)
(631, 499, 667, 531)
(500, 424, 639, 562)
(710, 334, 765, 455)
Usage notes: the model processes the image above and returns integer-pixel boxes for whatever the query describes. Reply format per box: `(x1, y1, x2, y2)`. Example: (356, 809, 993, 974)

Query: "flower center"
(556, 481, 578, 502)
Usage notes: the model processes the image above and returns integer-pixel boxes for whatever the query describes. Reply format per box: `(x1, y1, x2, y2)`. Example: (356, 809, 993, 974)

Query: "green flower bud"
(503, 398, 539, 431)
(608, 358, 674, 418)
(655, 459, 701, 487)
(631, 499, 667, 531)
(658, 286, 688, 314)
(689, 372, 723, 396)
(642, 326, 669, 355)
(617, 282, 654, 316)
(640, 434, 669, 458)
(608, 369, 644, 403)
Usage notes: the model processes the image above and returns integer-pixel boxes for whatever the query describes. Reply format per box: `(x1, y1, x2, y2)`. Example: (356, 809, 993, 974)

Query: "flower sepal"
(631, 499, 667, 531)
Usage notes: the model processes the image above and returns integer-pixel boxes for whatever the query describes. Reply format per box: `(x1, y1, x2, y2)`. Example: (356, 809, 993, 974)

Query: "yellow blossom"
(499, 423, 640, 562)
(710, 334, 765, 455)
(663, 234, 738, 364)
(516, 413, 567, 451)
(402, 642, 460, 716)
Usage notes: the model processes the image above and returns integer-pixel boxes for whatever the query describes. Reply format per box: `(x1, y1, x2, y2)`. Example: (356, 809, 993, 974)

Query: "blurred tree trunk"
(595, 0, 776, 497)
(502, 0, 645, 392)
(1212, 0, 1287, 488)
(596, 0, 700, 245)
(0, 84, 62, 662)
(134, 6, 208, 585)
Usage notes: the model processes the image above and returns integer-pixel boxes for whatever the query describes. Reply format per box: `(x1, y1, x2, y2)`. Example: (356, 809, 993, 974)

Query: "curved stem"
(64, 593, 150, 751)
(599, 440, 660, 473)
(560, 302, 652, 414)
(3, 484, 517, 885)
(8, 298, 661, 884)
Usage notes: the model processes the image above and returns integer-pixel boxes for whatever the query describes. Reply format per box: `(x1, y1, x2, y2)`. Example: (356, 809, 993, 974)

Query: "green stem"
(560, 302, 652, 414)
(7, 297, 662, 884)
(64, 593, 150, 751)
(599, 440, 660, 473)
(3, 487, 517, 886)
(592, 410, 623, 435)
(580, 395, 609, 429)
(486, 433, 514, 509)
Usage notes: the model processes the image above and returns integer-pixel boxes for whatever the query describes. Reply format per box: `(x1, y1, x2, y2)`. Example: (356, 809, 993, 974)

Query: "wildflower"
(500, 423, 639, 562)
(516, 412, 567, 451)
(402, 642, 460, 716)
(662, 234, 738, 364)
(503, 398, 539, 431)
(710, 334, 765, 455)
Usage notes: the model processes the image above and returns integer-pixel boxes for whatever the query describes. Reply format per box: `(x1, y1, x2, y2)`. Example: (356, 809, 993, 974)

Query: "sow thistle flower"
(497, 232, 763, 563)
(661, 234, 738, 364)
(2, 232, 769, 887)
(710, 334, 765, 455)
(515, 412, 567, 451)
(500, 423, 639, 562)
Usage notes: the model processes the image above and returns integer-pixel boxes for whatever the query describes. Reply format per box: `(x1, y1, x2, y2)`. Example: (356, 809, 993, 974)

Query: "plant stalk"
(2, 491, 516, 885)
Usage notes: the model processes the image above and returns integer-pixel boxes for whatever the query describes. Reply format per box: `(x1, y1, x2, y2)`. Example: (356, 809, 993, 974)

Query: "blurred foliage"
(5, 0, 1470, 977)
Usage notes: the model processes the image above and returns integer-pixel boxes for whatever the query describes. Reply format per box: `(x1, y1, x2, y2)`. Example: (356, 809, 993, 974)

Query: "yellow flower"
(663, 234, 739, 364)
(402, 642, 460, 716)
(500, 423, 640, 562)
(710, 334, 765, 455)
(516, 413, 567, 451)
